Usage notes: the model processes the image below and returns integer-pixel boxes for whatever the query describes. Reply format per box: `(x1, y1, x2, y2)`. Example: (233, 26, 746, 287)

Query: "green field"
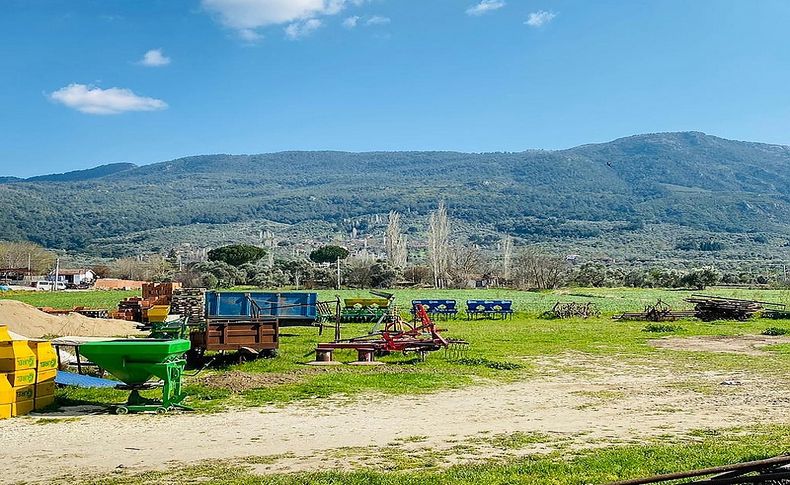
(6, 286, 789, 315)
(87, 425, 790, 485)
(3, 287, 788, 484)
(0, 289, 138, 310)
(5, 286, 784, 408)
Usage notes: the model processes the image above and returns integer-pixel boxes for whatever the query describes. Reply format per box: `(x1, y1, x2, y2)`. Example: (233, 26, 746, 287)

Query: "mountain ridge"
(1, 131, 789, 256)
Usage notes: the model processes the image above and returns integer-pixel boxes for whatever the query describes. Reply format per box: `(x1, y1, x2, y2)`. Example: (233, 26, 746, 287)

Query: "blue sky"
(2, 0, 790, 177)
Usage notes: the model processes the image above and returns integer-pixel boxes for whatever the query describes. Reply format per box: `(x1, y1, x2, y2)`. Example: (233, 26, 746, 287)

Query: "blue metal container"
(205, 291, 318, 320)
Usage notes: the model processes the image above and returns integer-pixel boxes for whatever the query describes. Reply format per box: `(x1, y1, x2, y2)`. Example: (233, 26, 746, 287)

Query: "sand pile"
(0, 299, 145, 338)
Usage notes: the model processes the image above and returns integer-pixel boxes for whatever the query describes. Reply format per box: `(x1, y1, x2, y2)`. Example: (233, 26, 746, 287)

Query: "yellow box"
(0, 341, 37, 371)
(0, 325, 10, 342)
(0, 403, 10, 419)
(28, 341, 58, 371)
(3, 368, 36, 387)
(36, 368, 56, 383)
(12, 399, 33, 416)
(35, 381, 55, 398)
(0, 376, 12, 404)
(34, 394, 55, 410)
(146, 305, 171, 323)
(14, 385, 34, 402)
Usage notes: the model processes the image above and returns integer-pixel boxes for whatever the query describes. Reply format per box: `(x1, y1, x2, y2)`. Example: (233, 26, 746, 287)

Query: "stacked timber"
(685, 295, 767, 321)
(170, 288, 206, 326)
(546, 302, 600, 319)
(613, 299, 696, 321)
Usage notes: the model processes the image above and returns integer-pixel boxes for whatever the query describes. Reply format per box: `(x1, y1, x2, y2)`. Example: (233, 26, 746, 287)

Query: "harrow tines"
(445, 341, 469, 359)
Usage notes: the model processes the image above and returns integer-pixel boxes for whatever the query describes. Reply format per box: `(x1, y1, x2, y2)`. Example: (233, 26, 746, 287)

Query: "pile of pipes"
(545, 301, 600, 319)
(684, 294, 778, 321)
(613, 299, 695, 321)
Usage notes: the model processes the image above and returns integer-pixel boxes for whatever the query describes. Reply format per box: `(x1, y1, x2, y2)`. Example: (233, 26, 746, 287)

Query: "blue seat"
(466, 299, 513, 320)
(411, 299, 458, 319)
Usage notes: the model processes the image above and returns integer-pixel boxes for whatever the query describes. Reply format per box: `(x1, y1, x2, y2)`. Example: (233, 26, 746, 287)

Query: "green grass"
(0, 289, 136, 310)
(81, 425, 790, 484)
(2, 287, 787, 410)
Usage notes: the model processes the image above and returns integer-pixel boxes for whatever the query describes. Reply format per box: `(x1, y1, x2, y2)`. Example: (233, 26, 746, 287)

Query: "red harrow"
(314, 304, 468, 364)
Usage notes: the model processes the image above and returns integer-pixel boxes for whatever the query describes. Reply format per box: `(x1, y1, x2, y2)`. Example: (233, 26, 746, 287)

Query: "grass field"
(85, 425, 790, 484)
(3, 286, 783, 409)
(0, 289, 138, 310)
(2, 286, 789, 484)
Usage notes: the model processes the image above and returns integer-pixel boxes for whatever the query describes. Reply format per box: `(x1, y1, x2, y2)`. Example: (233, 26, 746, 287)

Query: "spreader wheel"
(115, 406, 129, 415)
(155, 407, 168, 415)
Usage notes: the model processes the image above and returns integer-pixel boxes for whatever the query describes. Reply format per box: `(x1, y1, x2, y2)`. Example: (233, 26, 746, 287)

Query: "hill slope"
(1, 132, 789, 256)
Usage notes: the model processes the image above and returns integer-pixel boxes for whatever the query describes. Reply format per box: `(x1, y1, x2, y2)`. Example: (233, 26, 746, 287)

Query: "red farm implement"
(313, 304, 468, 364)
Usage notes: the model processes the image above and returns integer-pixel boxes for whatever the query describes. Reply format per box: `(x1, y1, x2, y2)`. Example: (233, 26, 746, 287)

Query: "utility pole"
(336, 257, 341, 290)
(53, 258, 60, 292)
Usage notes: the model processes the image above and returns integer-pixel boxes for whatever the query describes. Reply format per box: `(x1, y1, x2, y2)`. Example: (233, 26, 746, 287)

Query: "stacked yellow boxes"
(28, 340, 57, 409)
(0, 325, 38, 418)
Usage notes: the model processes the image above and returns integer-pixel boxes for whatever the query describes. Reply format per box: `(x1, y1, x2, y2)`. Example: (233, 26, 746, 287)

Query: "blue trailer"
(205, 291, 318, 325)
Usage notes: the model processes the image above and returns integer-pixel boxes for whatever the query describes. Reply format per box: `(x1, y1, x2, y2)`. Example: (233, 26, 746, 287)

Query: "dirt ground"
(2, 354, 788, 484)
(649, 334, 790, 355)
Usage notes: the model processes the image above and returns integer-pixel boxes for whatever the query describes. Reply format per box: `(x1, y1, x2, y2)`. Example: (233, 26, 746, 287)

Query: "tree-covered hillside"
(1, 132, 789, 256)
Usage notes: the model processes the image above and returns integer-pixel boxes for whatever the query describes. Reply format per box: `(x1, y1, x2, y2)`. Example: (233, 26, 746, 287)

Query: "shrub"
(762, 327, 788, 336)
(208, 244, 266, 267)
(642, 323, 683, 333)
(455, 357, 523, 371)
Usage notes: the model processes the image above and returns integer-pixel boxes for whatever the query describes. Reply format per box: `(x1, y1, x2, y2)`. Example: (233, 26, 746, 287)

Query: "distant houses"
(50, 268, 96, 287)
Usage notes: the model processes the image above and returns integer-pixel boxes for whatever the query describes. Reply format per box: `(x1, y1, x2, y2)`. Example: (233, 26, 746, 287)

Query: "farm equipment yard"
(1, 287, 789, 485)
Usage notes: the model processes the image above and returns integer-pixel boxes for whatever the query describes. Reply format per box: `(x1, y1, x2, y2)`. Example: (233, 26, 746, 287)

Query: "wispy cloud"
(202, 0, 365, 40)
(525, 10, 556, 27)
(466, 0, 505, 16)
(237, 28, 264, 42)
(366, 15, 390, 25)
(138, 49, 171, 67)
(49, 84, 167, 115)
(285, 18, 323, 39)
(343, 15, 359, 28)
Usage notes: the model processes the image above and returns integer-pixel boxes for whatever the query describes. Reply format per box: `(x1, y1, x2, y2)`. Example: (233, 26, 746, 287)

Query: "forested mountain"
(1, 132, 789, 256)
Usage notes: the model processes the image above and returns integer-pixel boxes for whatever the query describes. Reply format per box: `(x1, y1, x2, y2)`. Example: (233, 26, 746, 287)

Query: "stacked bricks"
(170, 288, 206, 326)
(113, 282, 182, 323)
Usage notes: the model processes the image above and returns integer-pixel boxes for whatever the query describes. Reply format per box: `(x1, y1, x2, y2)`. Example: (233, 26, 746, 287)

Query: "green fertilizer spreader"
(79, 338, 192, 414)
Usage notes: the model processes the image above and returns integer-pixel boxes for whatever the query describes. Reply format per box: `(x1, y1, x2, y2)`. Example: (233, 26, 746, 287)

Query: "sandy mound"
(650, 334, 790, 355)
(0, 299, 144, 339)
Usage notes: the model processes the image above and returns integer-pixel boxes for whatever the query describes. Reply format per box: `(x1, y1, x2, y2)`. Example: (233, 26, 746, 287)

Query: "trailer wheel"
(115, 406, 129, 415)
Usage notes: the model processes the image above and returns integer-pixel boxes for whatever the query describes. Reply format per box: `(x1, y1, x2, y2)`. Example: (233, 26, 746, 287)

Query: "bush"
(208, 244, 266, 267)
(455, 357, 523, 371)
(642, 323, 683, 333)
(309, 245, 350, 264)
(762, 327, 788, 336)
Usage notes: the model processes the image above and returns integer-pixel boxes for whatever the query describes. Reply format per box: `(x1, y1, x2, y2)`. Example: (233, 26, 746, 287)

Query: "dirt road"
(2, 356, 788, 484)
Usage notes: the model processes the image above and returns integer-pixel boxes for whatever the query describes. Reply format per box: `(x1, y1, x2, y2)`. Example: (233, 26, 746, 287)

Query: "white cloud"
(49, 84, 167, 115)
(238, 28, 264, 42)
(525, 10, 556, 27)
(285, 18, 323, 39)
(139, 49, 171, 67)
(365, 15, 390, 25)
(466, 0, 505, 16)
(342, 15, 359, 28)
(202, 0, 365, 39)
